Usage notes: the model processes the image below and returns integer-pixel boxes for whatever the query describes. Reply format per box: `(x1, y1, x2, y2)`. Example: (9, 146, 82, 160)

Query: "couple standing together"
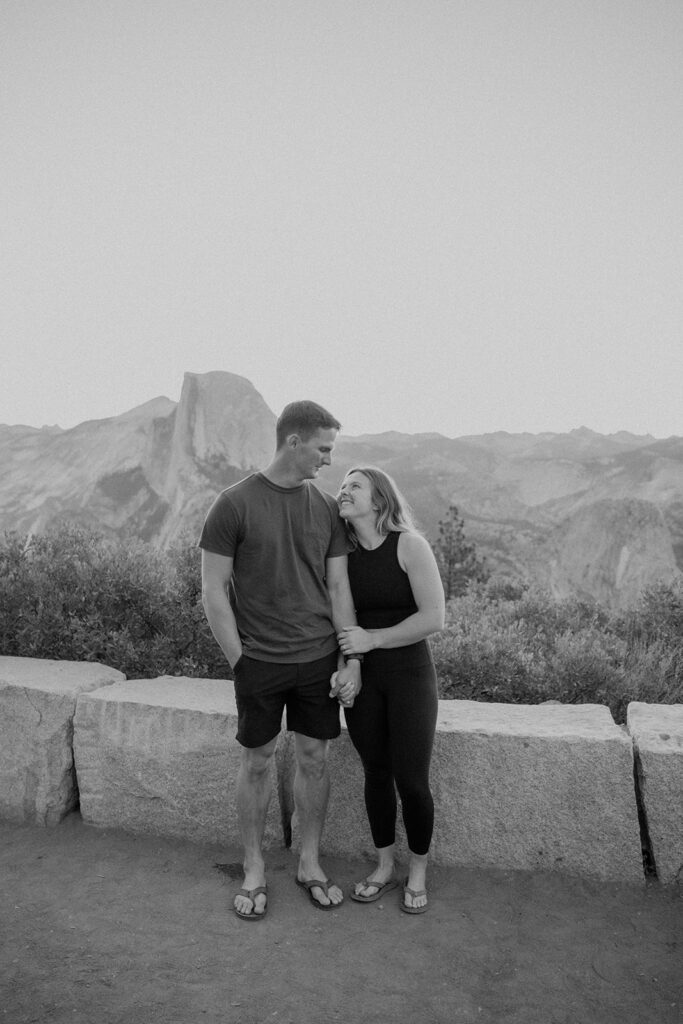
(199, 401, 445, 919)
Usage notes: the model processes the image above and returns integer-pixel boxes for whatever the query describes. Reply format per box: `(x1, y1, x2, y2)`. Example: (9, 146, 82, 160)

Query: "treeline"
(1, 525, 682, 723)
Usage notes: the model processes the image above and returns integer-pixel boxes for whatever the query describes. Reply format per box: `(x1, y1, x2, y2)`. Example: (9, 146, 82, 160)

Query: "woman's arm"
(338, 533, 445, 654)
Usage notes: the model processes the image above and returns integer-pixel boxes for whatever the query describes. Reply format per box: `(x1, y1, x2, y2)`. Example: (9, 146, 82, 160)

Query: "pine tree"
(435, 503, 487, 599)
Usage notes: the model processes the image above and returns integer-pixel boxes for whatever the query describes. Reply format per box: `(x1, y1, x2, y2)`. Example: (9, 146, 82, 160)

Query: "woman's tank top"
(347, 531, 415, 629)
(347, 531, 431, 669)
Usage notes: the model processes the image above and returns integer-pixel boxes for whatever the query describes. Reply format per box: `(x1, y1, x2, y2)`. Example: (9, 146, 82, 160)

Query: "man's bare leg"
(234, 737, 277, 916)
(294, 733, 344, 907)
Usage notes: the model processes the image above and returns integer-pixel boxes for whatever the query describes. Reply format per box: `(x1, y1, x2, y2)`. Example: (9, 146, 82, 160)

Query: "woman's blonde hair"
(341, 466, 420, 541)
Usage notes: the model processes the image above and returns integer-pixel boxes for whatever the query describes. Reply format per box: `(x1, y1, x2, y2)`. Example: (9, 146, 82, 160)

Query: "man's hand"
(329, 660, 362, 707)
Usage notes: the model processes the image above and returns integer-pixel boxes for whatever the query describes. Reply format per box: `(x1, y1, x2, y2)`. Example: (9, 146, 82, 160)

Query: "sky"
(2, 0, 682, 439)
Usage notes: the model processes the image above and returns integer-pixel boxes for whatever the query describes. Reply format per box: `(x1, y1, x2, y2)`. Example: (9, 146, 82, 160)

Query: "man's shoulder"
(309, 484, 339, 511)
(202, 475, 263, 527)
(309, 485, 346, 528)
(216, 473, 263, 503)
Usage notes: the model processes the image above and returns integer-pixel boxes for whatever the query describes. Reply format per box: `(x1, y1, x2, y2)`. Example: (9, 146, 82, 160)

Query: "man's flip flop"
(295, 877, 343, 911)
(349, 877, 399, 903)
(400, 877, 428, 915)
(233, 885, 268, 921)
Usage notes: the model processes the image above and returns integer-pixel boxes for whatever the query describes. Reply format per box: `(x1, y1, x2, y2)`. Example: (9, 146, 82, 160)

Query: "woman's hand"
(337, 625, 376, 655)
(329, 667, 360, 708)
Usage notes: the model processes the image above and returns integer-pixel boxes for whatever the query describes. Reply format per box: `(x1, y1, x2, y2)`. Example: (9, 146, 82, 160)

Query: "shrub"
(434, 578, 683, 722)
(2, 527, 682, 721)
(0, 525, 228, 680)
(617, 578, 683, 646)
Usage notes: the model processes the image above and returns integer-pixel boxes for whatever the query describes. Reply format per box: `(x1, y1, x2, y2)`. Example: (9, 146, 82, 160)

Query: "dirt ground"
(1, 814, 681, 1024)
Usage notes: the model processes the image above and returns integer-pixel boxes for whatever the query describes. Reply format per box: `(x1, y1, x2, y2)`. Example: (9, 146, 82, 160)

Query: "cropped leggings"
(343, 648, 438, 856)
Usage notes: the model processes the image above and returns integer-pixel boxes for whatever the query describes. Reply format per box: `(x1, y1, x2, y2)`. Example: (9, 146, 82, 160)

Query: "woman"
(336, 466, 445, 913)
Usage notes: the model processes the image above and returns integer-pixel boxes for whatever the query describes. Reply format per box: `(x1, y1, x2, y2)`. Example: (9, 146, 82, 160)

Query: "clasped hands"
(329, 638, 365, 707)
(329, 626, 375, 708)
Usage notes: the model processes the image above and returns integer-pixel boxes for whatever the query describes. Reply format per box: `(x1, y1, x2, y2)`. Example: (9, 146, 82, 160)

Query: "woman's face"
(337, 471, 377, 522)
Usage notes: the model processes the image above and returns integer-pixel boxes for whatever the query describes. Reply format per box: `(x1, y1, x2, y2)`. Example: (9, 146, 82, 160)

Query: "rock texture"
(428, 702, 643, 881)
(286, 700, 644, 882)
(6, 656, 682, 885)
(0, 371, 275, 545)
(539, 499, 680, 607)
(73, 676, 282, 847)
(627, 701, 683, 884)
(0, 657, 125, 825)
(159, 372, 276, 545)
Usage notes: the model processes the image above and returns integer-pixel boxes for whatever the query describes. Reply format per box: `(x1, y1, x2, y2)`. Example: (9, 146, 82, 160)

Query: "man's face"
(295, 428, 337, 479)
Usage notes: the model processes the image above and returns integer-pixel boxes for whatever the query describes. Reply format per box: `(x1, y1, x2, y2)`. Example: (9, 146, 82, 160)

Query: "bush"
(618, 578, 683, 646)
(1, 528, 682, 721)
(434, 576, 683, 722)
(0, 525, 229, 680)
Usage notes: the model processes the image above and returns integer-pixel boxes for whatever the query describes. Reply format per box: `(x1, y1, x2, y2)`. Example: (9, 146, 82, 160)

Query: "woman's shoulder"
(396, 530, 434, 566)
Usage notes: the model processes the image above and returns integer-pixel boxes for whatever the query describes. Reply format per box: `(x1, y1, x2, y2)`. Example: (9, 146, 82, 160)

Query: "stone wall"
(628, 702, 683, 885)
(0, 657, 125, 826)
(1, 656, 681, 885)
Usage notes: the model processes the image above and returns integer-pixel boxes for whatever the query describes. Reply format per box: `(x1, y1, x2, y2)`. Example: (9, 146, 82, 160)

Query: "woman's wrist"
(368, 629, 383, 651)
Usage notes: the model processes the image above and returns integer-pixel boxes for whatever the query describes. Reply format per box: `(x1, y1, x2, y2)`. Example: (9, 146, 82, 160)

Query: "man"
(199, 400, 362, 919)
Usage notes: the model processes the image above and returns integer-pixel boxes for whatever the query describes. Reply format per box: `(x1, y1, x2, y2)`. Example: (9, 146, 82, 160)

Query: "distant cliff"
(0, 372, 274, 545)
(1, 372, 681, 607)
(535, 499, 680, 607)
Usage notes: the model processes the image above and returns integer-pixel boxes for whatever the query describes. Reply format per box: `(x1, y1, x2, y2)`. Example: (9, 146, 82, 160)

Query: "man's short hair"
(275, 401, 341, 448)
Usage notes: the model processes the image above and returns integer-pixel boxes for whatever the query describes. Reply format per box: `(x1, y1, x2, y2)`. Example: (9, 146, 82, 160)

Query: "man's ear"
(286, 433, 299, 449)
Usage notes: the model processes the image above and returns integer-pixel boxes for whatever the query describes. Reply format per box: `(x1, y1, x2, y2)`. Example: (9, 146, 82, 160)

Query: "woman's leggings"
(344, 650, 438, 856)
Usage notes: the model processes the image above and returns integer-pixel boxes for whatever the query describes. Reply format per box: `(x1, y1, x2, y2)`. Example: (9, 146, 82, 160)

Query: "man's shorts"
(232, 651, 340, 748)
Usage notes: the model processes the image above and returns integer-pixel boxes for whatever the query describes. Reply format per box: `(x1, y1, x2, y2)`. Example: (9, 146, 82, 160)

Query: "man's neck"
(261, 454, 306, 489)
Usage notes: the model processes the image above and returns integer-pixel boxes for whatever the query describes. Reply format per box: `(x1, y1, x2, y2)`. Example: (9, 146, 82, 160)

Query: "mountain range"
(2, 371, 682, 608)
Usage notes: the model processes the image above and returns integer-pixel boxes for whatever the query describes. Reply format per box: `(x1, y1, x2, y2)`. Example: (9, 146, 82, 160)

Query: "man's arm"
(201, 549, 243, 670)
(325, 554, 362, 702)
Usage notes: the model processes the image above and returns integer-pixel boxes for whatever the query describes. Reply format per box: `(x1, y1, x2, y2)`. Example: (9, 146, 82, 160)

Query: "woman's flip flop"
(350, 877, 399, 903)
(400, 877, 428, 914)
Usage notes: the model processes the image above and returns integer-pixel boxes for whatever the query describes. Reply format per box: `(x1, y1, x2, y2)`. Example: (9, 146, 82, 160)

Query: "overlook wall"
(1, 656, 681, 885)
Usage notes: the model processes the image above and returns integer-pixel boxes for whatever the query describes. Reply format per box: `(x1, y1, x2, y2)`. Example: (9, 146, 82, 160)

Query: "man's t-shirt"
(198, 473, 350, 663)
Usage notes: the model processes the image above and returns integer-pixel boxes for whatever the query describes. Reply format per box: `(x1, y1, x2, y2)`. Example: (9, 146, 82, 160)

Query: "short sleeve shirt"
(198, 473, 350, 662)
